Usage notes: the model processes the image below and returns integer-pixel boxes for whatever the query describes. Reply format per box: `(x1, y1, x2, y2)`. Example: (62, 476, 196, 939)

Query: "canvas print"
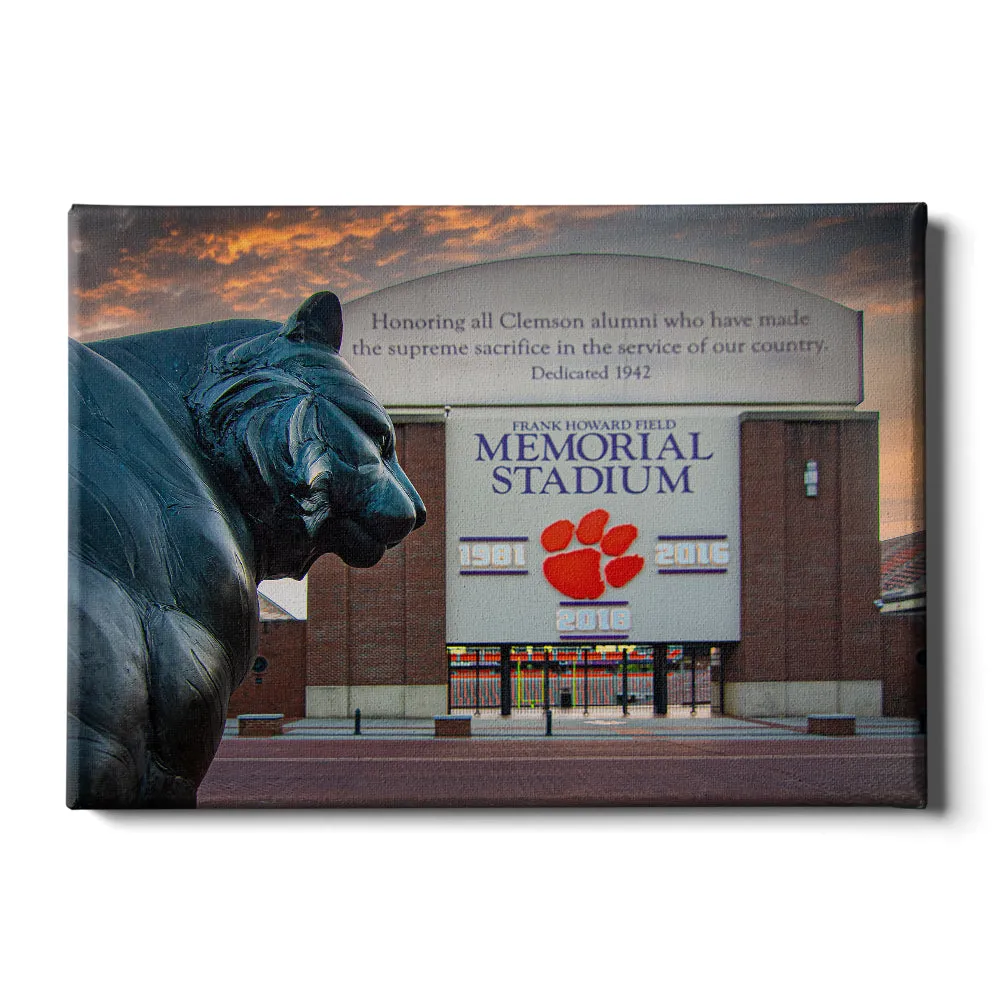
(68, 204, 926, 808)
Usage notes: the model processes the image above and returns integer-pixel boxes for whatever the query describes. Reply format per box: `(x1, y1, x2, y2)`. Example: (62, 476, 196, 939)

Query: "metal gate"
(448, 644, 718, 715)
(447, 647, 502, 713)
(660, 645, 713, 716)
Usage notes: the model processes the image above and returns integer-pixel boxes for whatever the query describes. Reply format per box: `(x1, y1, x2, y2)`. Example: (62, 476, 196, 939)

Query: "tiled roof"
(881, 530, 925, 596)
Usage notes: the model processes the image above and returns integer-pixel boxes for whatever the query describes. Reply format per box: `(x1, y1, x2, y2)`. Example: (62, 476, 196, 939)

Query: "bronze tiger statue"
(68, 292, 425, 807)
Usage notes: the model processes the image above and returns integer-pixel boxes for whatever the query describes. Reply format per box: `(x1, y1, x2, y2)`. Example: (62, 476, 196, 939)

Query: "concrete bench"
(434, 715, 472, 738)
(237, 713, 285, 737)
(807, 714, 856, 736)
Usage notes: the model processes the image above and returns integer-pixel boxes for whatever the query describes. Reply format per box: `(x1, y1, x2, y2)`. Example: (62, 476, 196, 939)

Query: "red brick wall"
(881, 613, 926, 717)
(305, 422, 448, 690)
(839, 420, 883, 681)
(228, 619, 307, 719)
(305, 550, 349, 686)
(782, 421, 842, 681)
(731, 419, 786, 683)
(731, 415, 882, 686)
(401, 424, 448, 685)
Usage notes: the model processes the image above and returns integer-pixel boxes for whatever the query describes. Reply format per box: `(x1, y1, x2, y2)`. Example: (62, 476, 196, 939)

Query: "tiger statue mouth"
(281, 458, 428, 576)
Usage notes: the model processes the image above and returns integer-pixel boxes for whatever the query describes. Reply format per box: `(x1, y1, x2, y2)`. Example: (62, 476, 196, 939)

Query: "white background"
(2, 4, 992, 999)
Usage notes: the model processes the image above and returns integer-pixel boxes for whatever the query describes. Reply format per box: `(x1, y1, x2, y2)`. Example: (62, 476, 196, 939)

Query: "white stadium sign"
(445, 407, 741, 644)
(341, 255, 862, 406)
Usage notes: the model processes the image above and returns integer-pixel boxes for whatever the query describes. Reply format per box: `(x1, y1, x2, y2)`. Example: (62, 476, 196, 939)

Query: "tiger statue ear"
(280, 291, 343, 351)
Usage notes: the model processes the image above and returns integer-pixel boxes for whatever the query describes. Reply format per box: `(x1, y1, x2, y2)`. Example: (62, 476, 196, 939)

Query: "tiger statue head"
(186, 291, 425, 579)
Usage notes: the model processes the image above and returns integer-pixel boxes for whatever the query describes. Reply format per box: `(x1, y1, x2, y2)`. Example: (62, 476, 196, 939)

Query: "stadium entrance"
(447, 644, 719, 716)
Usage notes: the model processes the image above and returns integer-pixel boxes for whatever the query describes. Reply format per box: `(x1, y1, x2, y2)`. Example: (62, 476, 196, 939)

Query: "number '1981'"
(458, 542, 526, 569)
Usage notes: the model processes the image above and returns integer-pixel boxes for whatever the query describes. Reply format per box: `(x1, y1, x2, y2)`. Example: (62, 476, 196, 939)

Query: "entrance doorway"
(447, 644, 720, 716)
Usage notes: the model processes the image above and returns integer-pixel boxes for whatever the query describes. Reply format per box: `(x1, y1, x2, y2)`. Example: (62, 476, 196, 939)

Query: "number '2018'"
(557, 607, 631, 632)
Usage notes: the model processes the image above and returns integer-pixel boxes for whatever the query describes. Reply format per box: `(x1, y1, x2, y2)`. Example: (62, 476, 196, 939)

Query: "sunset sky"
(68, 204, 924, 538)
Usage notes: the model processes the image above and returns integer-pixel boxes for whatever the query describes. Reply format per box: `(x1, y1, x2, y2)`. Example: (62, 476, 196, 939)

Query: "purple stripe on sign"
(559, 634, 630, 641)
(658, 568, 728, 574)
(657, 535, 728, 540)
(459, 570, 530, 576)
(559, 601, 630, 606)
(459, 536, 531, 542)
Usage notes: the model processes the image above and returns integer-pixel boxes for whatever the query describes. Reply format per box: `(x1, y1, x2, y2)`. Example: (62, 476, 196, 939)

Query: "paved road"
(197, 736, 926, 808)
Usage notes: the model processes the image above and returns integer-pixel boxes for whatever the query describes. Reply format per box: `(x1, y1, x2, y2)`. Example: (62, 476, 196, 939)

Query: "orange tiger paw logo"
(541, 509, 645, 599)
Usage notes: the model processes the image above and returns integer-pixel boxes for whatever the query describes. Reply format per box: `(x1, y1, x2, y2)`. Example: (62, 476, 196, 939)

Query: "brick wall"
(881, 612, 926, 717)
(228, 619, 307, 718)
(305, 421, 448, 690)
(731, 414, 882, 686)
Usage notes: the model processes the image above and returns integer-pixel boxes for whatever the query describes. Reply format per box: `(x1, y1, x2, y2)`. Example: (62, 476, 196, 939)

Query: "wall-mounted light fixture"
(804, 459, 819, 497)
(252, 656, 268, 685)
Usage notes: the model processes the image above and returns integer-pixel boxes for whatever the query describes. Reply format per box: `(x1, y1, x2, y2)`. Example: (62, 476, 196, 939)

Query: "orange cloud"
(168, 210, 408, 266)
(71, 206, 632, 339)
(75, 268, 169, 302)
(866, 299, 920, 318)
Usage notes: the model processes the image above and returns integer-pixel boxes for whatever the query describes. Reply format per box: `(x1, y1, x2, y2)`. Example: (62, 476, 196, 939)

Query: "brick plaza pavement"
(197, 713, 926, 808)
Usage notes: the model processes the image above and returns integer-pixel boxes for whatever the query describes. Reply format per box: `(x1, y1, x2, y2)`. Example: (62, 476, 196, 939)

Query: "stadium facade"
(228, 255, 921, 720)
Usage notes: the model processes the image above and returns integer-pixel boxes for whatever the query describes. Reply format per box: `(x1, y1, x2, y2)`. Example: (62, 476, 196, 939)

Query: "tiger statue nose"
(371, 504, 421, 548)
(412, 497, 427, 531)
(367, 478, 426, 547)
